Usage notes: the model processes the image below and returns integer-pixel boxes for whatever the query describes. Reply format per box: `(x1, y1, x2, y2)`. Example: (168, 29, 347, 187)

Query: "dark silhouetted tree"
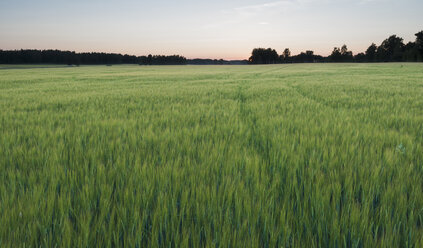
(415, 31, 423, 61)
(341, 45, 353, 62)
(249, 48, 279, 64)
(403, 42, 419, 62)
(281, 48, 291, 63)
(330, 47, 342, 62)
(365, 43, 377, 62)
(354, 53, 366, 62)
(330, 45, 353, 62)
(291, 51, 321, 63)
(377, 35, 405, 62)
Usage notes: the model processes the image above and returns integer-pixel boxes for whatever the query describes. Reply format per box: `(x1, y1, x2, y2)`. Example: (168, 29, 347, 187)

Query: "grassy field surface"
(1, 64, 422, 247)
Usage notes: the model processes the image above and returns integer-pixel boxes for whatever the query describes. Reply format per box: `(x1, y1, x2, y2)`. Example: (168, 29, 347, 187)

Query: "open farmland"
(1, 64, 423, 247)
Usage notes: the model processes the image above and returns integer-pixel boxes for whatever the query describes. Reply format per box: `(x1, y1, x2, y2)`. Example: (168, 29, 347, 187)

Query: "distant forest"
(1, 31, 422, 65)
(0, 51, 187, 65)
(249, 31, 423, 64)
(0, 50, 250, 65)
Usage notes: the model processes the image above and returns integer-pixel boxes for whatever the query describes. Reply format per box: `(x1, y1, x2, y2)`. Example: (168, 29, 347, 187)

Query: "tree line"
(1, 31, 422, 65)
(249, 31, 423, 64)
(0, 50, 187, 65)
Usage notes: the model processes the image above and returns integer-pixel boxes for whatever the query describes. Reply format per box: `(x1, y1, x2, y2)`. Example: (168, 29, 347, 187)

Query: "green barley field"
(1, 63, 423, 247)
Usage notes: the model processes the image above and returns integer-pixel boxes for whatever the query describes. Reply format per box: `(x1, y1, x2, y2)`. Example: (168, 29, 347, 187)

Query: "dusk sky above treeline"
(1, 0, 422, 60)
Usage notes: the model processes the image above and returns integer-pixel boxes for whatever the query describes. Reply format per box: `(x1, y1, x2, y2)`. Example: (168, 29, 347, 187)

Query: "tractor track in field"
(236, 82, 273, 167)
(250, 65, 291, 77)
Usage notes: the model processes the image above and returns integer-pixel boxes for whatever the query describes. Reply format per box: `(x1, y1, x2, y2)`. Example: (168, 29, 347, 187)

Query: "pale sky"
(0, 0, 422, 60)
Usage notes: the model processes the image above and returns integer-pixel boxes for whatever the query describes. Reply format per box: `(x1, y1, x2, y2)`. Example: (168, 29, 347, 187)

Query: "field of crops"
(1, 63, 422, 247)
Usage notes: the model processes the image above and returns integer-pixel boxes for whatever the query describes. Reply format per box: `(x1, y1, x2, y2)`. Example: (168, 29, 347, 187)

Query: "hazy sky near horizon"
(1, 0, 422, 60)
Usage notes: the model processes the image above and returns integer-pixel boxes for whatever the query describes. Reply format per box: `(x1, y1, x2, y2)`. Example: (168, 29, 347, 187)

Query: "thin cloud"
(232, 0, 297, 16)
(358, 0, 389, 4)
(208, 0, 385, 30)
(230, 0, 388, 15)
(210, 0, 301, 30)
